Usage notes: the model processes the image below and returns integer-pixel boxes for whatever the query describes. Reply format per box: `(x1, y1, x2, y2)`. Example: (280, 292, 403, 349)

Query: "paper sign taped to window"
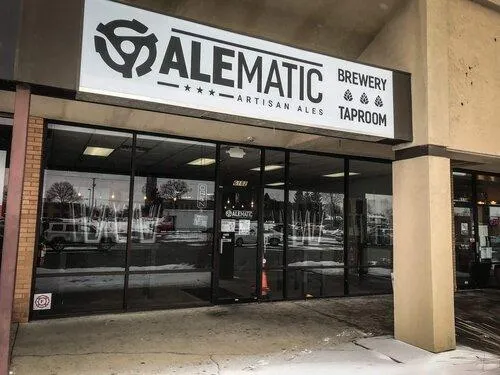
(221, 219, 235, 232)
(238, 220, 251, 235)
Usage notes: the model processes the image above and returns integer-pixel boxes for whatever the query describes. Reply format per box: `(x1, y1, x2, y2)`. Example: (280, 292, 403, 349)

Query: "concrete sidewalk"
(8, 292, 500, 374)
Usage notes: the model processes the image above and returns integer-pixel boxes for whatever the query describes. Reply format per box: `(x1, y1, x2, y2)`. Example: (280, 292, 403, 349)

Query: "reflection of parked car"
(234, 228, 282, 247)
(156, 216, 174, 232)
(43, 222, 115, 252)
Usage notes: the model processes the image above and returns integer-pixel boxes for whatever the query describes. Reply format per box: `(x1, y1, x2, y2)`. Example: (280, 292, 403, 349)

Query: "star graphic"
(209, 89, 215, 96)
(197, 87, 203, 94)
(184, 85, 191, 91)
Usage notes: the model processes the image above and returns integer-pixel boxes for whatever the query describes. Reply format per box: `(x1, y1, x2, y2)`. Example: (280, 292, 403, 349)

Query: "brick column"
(12, 117, 44, 323)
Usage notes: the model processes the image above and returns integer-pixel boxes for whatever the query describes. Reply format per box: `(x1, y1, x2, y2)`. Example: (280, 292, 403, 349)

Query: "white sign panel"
(238, 219, 251, 235)
(33, 293, 52, 310)
(221, 219, 235, 233)
(80, 0, 394, 138)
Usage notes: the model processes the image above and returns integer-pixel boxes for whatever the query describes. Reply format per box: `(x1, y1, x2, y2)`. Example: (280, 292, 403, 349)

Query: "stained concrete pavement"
(8, 291, 500, 374)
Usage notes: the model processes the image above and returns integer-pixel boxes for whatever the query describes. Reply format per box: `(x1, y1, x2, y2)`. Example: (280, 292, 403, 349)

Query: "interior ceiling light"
(266, 182, 285, 186)
(83, 146, 114, 157)
(452, 171, 467, 177)
(187, 158, 216, 166)
(250, 165, 284, 172)
(323, 172, 360, 178)
(227, 147, 246, 159)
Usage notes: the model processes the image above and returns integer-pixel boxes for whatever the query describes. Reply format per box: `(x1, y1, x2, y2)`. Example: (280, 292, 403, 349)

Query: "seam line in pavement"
(353, 341, 402, 364)
(293, 302, 371, 335)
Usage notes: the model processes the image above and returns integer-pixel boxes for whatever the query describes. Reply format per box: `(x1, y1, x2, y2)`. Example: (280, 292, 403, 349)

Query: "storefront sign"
(225, 210, 253, 219)
(80, 0, 396, 139)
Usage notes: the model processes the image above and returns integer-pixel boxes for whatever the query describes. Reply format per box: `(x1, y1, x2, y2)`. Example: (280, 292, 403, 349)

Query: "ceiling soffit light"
(250, 165, 284, 172)
(187, 158, 216, 166)
(323, 172, 360, 178)
(266, 182, 285, 186)
(83, 146, 114, 157)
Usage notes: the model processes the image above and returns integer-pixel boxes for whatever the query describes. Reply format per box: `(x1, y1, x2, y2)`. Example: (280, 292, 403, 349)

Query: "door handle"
(220, 240, 223, 254)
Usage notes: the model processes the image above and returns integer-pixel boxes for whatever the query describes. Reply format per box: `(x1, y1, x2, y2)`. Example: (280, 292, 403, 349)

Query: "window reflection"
(348, 160, 392, 295)
(287, 153, 345, 298)
(0, 119, 12, 269)
(128, 135, 215, 308)
(35, 125, 132, 316)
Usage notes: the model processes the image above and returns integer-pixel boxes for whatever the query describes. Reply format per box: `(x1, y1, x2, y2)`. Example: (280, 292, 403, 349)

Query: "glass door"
(215, 145, 261, 303)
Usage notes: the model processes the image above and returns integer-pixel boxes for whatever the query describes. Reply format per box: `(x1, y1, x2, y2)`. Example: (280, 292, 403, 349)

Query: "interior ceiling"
(123, 0, 407, 59)
(45, 127, 391, 193)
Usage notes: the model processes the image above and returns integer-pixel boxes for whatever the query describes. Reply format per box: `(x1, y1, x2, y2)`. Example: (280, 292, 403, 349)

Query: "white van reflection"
(43, 221, 120, 252)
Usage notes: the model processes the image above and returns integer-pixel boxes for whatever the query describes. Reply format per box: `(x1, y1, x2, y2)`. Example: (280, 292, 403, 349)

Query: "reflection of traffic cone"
(261, 269, 270, 297)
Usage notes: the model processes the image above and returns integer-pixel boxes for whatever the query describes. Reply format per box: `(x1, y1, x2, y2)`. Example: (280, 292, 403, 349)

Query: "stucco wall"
(357, 0, 427, 147)
(448, 0, 500, 156)
(359, 0, 453, 148)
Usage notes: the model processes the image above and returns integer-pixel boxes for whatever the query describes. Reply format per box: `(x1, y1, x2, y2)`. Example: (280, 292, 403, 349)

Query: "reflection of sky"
(43, 170, 215, 206)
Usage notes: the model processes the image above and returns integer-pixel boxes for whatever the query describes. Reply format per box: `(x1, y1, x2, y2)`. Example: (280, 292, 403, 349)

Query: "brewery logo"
(94, 19, 158, 78)
(33, 293, 52, 310)
(225, 210, 253, 219)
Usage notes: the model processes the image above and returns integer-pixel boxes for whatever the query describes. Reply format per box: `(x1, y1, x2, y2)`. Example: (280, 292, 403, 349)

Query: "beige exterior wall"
(359, 0, 452, 148)
(448, 0, 500, 156)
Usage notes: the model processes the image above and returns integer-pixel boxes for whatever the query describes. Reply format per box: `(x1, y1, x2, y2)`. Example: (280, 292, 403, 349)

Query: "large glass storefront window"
(348, 160, 392, 295)
(287, 153, 345, 299)
(32, 122, 395, 317)
(452, 171, 500, 289)
(263, 150, 285, 300)
(0, 117, 12, 270)
(35, 125, 132, 316)
(128, 135, 215, 308)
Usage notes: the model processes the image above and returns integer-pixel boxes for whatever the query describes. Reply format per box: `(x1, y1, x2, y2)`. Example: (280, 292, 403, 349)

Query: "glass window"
(287, 153, 345, 298)
(474, 174, 500, 289)
(454, 206, 475, 288)
(127, 135, 216, 308)
(453, 171, 472, 203)
(34, 125, 132, 316)
(217, 145, 260, 301)
(0, 118, 12, 269)
(477, 174, 500, 204)
(347, 160, 392, 295)
(263, 150, 285, 300)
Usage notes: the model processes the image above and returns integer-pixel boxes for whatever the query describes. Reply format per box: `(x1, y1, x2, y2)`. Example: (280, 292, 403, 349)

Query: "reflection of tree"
(141, 179, 191, 219)
(159, 180, 190, 201)
(264, 192, 283, 222)
(46, 181, 81, 203)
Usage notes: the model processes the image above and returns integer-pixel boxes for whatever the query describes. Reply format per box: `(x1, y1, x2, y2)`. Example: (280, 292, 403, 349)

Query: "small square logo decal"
(33, 293, 52, 310)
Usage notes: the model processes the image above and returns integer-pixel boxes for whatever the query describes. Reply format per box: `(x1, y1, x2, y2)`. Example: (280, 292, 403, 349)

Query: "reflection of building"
(0, 1, 499, 368)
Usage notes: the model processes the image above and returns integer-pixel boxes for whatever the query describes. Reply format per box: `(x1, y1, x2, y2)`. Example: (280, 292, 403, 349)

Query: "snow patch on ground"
(163, 339, 500, 375)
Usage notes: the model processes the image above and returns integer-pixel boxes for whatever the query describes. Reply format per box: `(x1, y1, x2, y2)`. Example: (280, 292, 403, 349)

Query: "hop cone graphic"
(374, 95, 384, 107)
(360, 93, 369, 104)
(343, 89, 353, 101)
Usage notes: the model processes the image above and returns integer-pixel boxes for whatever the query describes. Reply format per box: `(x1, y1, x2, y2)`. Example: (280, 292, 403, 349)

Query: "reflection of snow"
(289, 261, 344, 267)
(367, 268, 391, 277)
(37, 264, 196, 274)
(36, 271, 210, 293)
(286, 262, 392, 278)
